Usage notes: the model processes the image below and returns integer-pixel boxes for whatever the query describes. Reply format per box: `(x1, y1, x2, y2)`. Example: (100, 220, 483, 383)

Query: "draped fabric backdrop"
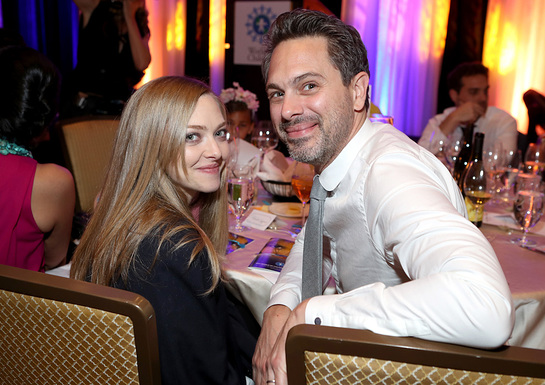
(2, 0, 545, 138)
(342, 0, 451, 137)
(483, 0, 545, 136)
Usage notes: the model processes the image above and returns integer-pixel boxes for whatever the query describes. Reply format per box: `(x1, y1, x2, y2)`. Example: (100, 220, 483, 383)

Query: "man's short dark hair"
(447, 62, 489, 93)
(262, 9, 371, 111)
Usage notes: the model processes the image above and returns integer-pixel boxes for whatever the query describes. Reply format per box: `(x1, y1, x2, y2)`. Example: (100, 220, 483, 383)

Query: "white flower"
(219, 82, 259, 112)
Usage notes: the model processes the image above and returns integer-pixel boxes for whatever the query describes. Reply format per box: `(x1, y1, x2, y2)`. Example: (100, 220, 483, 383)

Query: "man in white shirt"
(418, 62, 518, 157)
(252, 9, 514, 385)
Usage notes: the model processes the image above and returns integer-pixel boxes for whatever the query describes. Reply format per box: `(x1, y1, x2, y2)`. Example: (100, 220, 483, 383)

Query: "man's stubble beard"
(277, 95, 354, 168)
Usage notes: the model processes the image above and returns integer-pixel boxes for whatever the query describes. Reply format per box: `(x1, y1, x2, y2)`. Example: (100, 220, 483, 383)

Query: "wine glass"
(463, 160, 491, 227)
(524, 142, 545, 175)
(251, 121, 279, 156)
(291, 162, 315, 228)
(483, 143, 506, 203)
(227, 177, 255, 232)
(498, 149, 522, 204)
(512, 189, 545, 246)
(444, 135, 462, 175)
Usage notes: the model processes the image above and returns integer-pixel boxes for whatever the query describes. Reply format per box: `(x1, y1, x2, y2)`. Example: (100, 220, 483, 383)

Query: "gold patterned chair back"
(57, 116, 119, 213)
(286, 324, 545, 385)
(0, 265, 161, 385)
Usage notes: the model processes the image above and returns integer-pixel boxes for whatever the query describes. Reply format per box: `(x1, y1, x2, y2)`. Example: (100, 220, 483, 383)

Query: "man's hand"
(440, 101, 485, 136)
(452, 101, 485, 126)
(253, 301, 309, 385)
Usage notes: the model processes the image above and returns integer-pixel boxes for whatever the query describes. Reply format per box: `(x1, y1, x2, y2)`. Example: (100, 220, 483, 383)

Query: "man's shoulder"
(486, 106, 517, 126)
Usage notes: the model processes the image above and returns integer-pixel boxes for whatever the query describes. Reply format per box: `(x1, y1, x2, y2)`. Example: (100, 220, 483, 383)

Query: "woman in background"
(64, 0, 151, 116)
(71, 76, 252, 384)
(0, 46, 75, 272)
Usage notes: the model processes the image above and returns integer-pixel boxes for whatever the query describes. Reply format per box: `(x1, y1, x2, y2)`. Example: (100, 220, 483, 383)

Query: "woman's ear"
(352, 71, 369, 112)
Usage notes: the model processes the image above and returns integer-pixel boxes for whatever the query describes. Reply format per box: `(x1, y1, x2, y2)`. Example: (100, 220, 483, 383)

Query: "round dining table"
(223, 201, 545, 351)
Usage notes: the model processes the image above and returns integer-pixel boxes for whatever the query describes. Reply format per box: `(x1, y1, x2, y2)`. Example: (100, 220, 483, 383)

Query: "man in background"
(419, 62, 518, 157)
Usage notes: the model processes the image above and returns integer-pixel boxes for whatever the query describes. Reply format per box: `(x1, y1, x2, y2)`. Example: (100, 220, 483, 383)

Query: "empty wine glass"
(483, 143, 506, 203)
(524, 142, 545, 175)
(227, 177, 255, 232)
(444, 135, 462, 175)
(498, 149, 522, 204)
(251, 121, 278, 156)
(291, 162, 315, 228)
(512, 189, 545, 246)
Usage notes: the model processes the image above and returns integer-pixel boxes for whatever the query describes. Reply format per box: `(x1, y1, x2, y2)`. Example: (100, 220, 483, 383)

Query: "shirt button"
(314, 317, 322, 325)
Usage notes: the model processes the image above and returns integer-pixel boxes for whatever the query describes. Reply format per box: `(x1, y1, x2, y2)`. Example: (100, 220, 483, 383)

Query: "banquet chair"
(0, 265, 161, 385)
(286, 324, 545, 384)
(57, 115, 119, 213)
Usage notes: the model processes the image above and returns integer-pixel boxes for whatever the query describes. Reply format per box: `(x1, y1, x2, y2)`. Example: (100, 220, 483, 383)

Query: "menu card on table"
(248, 237, 295, 272)
(227, 232, 254, 254)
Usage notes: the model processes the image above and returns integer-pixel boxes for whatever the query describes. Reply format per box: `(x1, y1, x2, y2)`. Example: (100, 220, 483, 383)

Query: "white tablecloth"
(223, 206, 545, 350)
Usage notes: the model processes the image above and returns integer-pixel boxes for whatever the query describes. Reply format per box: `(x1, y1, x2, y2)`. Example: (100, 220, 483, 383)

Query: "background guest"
(62, 0, 151, 117)
(0, 45, 75, 272)
(419, 62, 518, 158)
(70, 76, 253, 384)
(220, 82, 262, 171)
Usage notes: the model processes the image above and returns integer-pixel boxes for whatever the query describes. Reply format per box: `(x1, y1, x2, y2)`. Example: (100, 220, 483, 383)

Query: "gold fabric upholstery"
(0, 290, 138, 385)
(58, 116, 119, 212)
(286, 325, 545, 385)
(304, 352, 544, 384)
(0, 265, 161, 385)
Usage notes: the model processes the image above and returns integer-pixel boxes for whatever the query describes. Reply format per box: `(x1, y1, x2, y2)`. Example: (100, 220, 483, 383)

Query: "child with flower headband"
(220, 82, 260, 141)
(220, 82, 262, 172)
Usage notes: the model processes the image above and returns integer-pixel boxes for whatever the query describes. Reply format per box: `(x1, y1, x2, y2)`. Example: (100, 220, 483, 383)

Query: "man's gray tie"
(302, 175, 327, 300)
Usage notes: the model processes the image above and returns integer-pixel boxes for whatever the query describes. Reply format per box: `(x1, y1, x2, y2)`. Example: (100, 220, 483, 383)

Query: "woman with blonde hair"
(71, 76, 251, 384)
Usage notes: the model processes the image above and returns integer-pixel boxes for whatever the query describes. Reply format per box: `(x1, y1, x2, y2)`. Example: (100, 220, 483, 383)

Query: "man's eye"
(269, 91, 283, 99)
(303, 83, 316, 91)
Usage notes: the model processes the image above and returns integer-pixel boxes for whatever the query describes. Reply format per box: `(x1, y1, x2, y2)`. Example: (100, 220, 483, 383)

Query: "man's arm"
(252, 305, 291, 385)
(303, 151, 513, 349)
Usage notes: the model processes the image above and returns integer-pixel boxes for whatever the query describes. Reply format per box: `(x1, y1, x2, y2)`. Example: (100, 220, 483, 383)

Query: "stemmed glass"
(444, 136, 462, 175)
(463, 160, 491, 227)
(483, 143, 506, 203)
(291, 162, 315, 228)
(524, 142, 545, 175)
(512, 189, 545, 246)
(227, 177, 255, 232)
(251, 121, 279, 158)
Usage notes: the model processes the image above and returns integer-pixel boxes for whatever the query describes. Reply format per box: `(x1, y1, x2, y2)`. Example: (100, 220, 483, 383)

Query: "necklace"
(0, 138, 33, 158)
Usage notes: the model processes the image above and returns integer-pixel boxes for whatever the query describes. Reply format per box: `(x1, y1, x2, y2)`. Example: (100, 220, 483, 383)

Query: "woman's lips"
(198, 164, 220, 173)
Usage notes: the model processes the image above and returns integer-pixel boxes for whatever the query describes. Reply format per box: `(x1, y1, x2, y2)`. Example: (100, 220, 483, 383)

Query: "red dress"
(0, 155, 45, 271)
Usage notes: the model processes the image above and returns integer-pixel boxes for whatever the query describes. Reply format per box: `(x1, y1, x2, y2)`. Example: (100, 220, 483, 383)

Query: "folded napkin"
(257, 150, 295, 182)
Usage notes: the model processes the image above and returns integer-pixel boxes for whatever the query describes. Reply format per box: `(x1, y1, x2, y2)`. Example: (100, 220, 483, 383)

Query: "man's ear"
(449, 89, 459, 105)
(352, 71, 369, 112)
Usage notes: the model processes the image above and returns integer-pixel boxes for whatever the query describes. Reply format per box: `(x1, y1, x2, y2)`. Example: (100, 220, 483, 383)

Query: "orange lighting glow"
(418, 0, 449, 61)
(209, 0, 226, 94)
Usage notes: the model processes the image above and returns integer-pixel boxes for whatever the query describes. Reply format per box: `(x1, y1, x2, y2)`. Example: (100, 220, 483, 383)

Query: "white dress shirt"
(418, 106, 518, 157)
(268, 120, 514, 349)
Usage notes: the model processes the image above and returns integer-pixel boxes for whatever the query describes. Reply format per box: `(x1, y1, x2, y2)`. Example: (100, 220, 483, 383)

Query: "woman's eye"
(186, 133, 198, 141)
(216, 129, 228, 139)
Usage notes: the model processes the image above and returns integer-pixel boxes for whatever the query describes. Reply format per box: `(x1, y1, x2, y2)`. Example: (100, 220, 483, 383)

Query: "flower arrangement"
(219, 82, 259, 112)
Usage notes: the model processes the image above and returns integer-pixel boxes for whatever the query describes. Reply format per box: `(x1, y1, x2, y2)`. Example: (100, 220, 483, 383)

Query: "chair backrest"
(57, 116, 119, 213)
(286, 324, 545, 385)
(0, 265, 161, 385)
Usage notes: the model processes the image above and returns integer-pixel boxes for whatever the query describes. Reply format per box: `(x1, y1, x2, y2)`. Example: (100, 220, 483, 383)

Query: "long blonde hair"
(71, 76, 229, 293)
